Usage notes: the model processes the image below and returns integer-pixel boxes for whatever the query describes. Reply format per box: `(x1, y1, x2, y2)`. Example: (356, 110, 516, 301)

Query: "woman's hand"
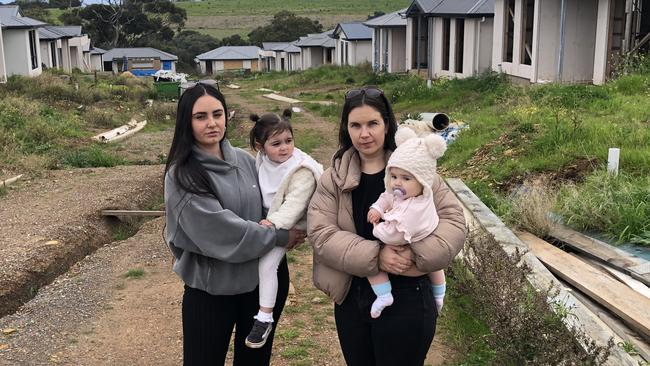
(287, 228, 306, 250)
(379, 245, 413, 275)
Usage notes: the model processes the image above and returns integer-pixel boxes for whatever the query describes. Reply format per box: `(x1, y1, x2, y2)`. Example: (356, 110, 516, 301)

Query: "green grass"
(0, 71, 161, 172)
(177, 0, 410, 17)
(186, 28, 251, 40)
(123, 268, 145, 279)
(61, 145, 126, 168)
(294, 129, 324, 154)
(558, 171, 650, 243)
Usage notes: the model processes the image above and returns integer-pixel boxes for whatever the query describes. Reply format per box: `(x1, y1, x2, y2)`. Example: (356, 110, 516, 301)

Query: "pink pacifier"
(392, 187, 406, 199)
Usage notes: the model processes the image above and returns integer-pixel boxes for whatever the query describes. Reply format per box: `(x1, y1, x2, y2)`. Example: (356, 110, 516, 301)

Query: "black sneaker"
(245, 320, 273, 348)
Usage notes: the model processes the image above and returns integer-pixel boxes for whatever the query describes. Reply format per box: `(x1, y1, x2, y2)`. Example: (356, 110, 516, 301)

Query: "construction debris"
(226, 84, 241, 89)
(256, 88, 277, 93)
(92, 119, 147, 143)
(1, 174, 23, 189)
(263, 93, 301, 104)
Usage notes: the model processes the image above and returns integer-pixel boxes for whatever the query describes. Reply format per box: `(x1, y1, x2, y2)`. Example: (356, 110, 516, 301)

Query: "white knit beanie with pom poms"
(385, 126, 447, 197)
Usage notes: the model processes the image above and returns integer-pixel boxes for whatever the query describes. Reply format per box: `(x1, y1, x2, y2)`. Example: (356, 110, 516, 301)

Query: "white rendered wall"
(3, 29, 42, 77)
(90, 54, 103, 71)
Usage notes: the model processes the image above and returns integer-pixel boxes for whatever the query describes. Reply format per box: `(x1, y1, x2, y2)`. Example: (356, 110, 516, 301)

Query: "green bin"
(154, 81, 181, 99)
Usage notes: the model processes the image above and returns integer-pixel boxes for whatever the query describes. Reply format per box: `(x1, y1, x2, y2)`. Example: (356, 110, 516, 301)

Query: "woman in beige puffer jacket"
(307, 87, 466, 366)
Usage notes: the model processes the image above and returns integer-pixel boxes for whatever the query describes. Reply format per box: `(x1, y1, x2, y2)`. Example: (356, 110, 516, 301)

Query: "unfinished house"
(493, 0, 649, 84)
(38, 26, 91, 73)
(294, 30, 336, 70)
(103, 47, 177, 76)
(405, 0, 494, 79)
(364, 9, 408, 73)
(0, 5, 45, 78)
(332, 23, 373, 66)
(259, 42, 302, 72)
(90, 47, 106, 72)
(195, 46, 260, 75)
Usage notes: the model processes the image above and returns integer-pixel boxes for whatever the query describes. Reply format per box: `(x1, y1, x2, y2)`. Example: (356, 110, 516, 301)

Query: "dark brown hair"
(249, 109, 293, 151)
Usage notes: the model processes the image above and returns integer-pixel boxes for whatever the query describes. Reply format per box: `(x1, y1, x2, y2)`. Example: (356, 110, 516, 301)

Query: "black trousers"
(335, 275, 437, 366)
(182, 257, 289, 366)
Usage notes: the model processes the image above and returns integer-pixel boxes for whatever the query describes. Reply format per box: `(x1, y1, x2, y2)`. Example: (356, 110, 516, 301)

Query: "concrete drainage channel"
(0, 191, 164, 319)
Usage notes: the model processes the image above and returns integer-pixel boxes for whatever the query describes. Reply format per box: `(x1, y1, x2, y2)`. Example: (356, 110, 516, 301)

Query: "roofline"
(422, 13, 494, 18)
(364, 24, 406, 29)
(2, 24, 46, 30)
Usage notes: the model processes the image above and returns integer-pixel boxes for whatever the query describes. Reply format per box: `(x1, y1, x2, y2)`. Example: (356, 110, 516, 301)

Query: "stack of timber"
(518, 231, 650, 362)
(92, 119, 147, 143)
(446, 178, 641, 365)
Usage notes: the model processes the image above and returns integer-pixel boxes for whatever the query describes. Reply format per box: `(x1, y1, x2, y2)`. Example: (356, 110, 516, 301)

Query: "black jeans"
(335, 275, 437, 366)
(182, 257, 289, 366)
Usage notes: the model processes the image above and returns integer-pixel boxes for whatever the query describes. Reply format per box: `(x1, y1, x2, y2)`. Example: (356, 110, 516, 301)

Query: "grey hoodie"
(164, 140, 289, 295)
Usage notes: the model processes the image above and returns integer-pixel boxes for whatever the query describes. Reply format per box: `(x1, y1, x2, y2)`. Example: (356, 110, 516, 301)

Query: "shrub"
(456, 229, 613, 364)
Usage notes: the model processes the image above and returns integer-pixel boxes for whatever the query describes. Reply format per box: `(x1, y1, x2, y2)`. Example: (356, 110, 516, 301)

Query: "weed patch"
(61, 145, 126, 168)
(453, 229, 613, 364)
(557, 170, 650, 243)
(123, 269, 145, 279)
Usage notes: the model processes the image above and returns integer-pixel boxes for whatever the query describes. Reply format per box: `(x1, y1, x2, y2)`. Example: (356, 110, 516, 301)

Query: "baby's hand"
(259, 219, 274, 227)
(367, 208, 381, 224)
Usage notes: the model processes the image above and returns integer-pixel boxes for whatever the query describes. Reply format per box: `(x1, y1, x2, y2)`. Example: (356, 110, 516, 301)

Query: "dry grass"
(505, 179, 557, 238)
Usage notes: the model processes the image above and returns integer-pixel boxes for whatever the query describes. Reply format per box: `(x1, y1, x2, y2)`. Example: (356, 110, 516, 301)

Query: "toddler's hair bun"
(249, 113, 260, 123)
(282, 108, 292, 119)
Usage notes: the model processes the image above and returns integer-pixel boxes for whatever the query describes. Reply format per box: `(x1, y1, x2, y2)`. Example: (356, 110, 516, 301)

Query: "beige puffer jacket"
(307, 147, 467, 304)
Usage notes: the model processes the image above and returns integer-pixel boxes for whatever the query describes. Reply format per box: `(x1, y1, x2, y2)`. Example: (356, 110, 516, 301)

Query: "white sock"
(254, 310, 273, 323)
(370, 293, 394, 319)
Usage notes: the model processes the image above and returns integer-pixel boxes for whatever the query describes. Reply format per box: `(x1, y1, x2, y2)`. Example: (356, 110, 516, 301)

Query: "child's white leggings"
(258, 246, 287, 309)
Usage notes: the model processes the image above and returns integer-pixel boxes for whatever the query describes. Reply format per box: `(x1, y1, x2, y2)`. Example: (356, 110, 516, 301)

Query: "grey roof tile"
(103, 47, 178, 61)
(364, 9, 407, 28)
(334, 23, 373, 40)
(196, 46, 261, 60)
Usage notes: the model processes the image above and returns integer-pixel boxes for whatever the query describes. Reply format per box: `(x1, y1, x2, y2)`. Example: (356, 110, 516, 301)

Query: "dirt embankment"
(0, 165, 164, 318)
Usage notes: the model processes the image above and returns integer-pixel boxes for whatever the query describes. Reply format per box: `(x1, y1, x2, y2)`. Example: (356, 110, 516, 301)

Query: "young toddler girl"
(245, 109, 323, 348)
(366, 126, 448, 318)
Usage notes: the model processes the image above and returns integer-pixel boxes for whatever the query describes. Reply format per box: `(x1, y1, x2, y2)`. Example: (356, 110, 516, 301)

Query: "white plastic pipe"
(607, 148, 620, 176)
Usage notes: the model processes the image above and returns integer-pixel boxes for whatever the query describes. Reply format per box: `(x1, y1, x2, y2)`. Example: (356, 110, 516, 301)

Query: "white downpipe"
(557, 0, 567, 81)
(608, 148, 620, 176)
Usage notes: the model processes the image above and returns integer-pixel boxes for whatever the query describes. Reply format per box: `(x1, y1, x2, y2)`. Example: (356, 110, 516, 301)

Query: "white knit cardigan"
(257, 151, 323, 230)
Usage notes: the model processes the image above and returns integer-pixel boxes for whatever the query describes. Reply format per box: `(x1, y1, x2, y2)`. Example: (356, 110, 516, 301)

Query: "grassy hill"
(176, 0, 411, 40)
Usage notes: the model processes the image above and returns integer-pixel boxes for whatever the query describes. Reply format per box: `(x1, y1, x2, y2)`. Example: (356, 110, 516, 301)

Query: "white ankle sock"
(370, 293, 394, 318)
(255, 310, 273, 323)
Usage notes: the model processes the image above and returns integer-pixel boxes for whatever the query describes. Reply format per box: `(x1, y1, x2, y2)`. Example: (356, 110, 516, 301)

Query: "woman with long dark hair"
(164, 83, 304, 365)
(308, 86, 466, 366)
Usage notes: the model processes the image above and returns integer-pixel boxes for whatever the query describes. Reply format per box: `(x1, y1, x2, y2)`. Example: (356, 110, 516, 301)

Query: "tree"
(220, 34, 248, 47)
(151, 30, 220, 72)
(248, 11, 322, 46)
(367, 11, 385, 20)
(59, 0, 186, 49)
